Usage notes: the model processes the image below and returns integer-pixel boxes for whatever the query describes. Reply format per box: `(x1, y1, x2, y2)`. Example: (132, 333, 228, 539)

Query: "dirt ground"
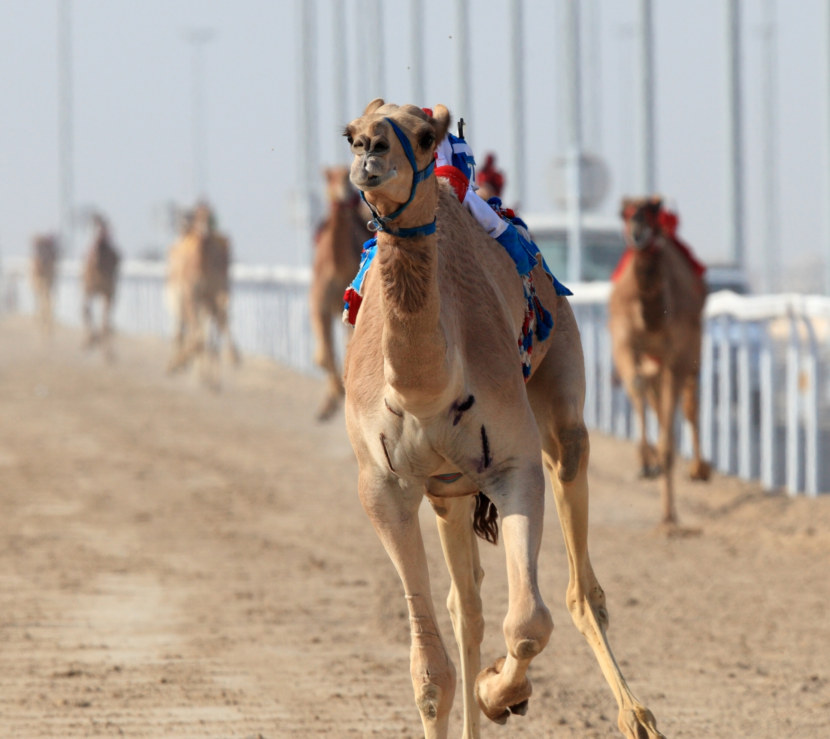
(1, 315, 828, 738)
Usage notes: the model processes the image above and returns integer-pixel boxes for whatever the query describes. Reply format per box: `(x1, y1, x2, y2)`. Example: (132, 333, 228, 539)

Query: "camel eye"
(418, 130, 435, 149)
(342, 127, 355, 146)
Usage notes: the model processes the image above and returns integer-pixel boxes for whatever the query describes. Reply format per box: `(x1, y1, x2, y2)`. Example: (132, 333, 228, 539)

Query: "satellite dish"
(549, 152, 611, 212)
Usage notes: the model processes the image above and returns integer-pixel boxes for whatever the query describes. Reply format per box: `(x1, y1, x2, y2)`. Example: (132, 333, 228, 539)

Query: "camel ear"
(364, 98, 385, 115)
(620, 197, 634, 219)
(648, 196, 663, 213)
(430, 104, 451, 144)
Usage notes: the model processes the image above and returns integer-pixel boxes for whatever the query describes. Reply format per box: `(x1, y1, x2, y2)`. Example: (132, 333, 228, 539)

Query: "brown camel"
(30, 233, 59, 334)
(342, 99, 663, 739)
(309, 166, 368, 420)
(608, 196, 711, 527)
(81, 214, 121, 359)
(166, 202, 239, 384)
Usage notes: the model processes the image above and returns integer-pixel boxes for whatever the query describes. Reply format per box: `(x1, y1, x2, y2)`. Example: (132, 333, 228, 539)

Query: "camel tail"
(473, 492, 499, 545)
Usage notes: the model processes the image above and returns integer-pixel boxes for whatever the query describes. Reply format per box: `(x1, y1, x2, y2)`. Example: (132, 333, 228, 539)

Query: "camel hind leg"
(309, 292, 344, 421)
(529, 303, 664, 738)
(36, 285, 55, 338)
(215, 290, 240, 367)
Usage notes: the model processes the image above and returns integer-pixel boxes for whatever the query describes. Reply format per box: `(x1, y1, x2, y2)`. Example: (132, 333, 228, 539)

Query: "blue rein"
(359, 117, 436, 238)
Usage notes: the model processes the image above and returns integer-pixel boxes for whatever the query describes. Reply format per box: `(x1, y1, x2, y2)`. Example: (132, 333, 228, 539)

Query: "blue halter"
(359, 116, 437, 238)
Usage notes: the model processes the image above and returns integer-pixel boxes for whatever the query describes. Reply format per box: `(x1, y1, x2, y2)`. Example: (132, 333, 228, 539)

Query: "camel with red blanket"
(309, 166, 368, 420)
(608, 196, 710, 528)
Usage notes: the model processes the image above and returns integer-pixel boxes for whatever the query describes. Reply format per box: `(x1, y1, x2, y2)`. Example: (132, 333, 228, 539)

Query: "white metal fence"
(2, 257, 827, 496)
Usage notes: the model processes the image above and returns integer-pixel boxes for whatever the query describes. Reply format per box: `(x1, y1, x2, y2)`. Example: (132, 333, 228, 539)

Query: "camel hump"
(666, 235, 706, 278)
(207, 234, 231, 271)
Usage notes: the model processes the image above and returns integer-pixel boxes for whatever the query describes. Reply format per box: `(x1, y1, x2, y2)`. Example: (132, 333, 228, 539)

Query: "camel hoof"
(475, 657, 532, 726)
(657, 521, 702, 539)
(689, 459, 711, 481)
(618, 705, 666, 739)
(226, 346, 241, 366)
(316, 396, 340, 422)
(639, 464, 662, 479)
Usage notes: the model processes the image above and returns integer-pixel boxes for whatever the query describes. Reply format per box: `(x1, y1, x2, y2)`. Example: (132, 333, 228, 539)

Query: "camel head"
(620, 196, 663, 249)
(32, 234, 59, 262)
(190, 201, 215, 238)
(323, 166, 356, 206)
(91, 213, 109, 240)
(343, 99, 450, 222)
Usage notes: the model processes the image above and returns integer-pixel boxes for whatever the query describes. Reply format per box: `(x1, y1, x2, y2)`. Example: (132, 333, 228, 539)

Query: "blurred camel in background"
(608, 196, 711, 529)
(166, 202, 239, 386)
(30, 234, 59, 335)
(81, 213, 121, 360)
(309, 166, 368, 420)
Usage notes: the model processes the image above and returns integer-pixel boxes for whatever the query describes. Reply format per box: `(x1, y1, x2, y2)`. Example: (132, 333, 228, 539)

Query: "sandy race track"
(1, 315, 828, 738)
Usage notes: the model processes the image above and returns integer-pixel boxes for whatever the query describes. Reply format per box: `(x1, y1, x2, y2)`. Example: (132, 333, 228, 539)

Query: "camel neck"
(376, 228, 450, 406)
(633, 246, 668, 331)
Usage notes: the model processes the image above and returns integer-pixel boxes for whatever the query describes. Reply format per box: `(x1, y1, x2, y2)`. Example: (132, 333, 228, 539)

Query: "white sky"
(0, 0, 827, 291)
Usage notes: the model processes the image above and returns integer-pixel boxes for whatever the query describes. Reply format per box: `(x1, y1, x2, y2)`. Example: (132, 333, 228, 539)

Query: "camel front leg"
(682, 373, 711, 481)
(309, 296, 343, 421)
(656, 368, 682, 526)
(167, 291, 191, 373)
(430, 494, 483, 739)
(544, 434, 665, 739)
(613, 342, 659, 477)
(102, 293, 116, 361)
(82, 294, 96, 348)
(358, 471, 456, 738)
(474, 463, 553, 726)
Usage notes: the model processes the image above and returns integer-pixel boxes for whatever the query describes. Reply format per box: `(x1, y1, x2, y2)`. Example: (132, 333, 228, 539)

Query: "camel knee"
(555, 424, 589, 483)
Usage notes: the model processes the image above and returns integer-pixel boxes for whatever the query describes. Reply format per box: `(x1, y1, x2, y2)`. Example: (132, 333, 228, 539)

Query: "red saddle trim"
(434, 165, 469, 203)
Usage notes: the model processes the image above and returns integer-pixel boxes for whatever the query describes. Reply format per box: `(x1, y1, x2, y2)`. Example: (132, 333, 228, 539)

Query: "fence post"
(802, 314, 820, 496)
(759, 319, 776, 490)
(786, 309, 801, 494)
(737, 320, 753, 478)
(717, 315, 734, 472)
(700, 321, 714, 461)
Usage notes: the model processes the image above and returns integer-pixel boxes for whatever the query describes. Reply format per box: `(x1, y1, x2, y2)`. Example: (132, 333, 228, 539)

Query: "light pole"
(563, 0, 584, 283)
(725, 0, 745, 273)
(637, 0, 656, 194)
(58, 0, 74, 254)
(182, 27, 215, 202)
(760, 0, 779, 293)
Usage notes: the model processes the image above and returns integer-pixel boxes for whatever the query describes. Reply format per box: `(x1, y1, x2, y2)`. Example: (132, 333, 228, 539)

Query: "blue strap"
(388, 219, 436, 238)
(359, 117, 436, 235)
